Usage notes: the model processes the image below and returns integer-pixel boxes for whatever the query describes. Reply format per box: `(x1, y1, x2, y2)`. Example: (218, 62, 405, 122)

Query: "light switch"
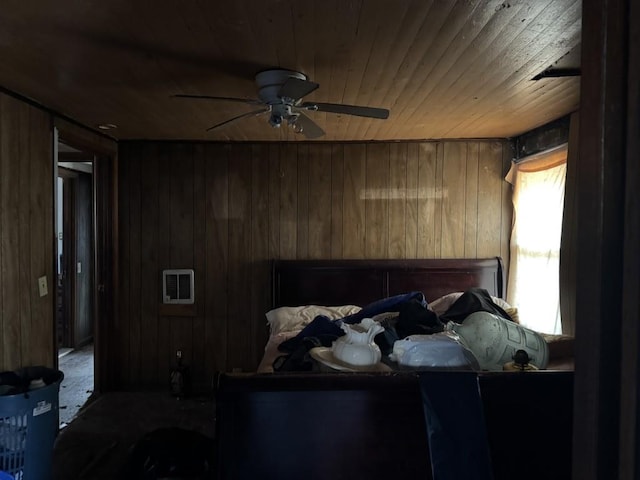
(77, 262, 82, 274)
(38, 276, 48, 297)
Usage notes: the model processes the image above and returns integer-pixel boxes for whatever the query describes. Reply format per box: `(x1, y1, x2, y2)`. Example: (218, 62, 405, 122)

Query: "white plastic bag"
(389, 332, 480, 369)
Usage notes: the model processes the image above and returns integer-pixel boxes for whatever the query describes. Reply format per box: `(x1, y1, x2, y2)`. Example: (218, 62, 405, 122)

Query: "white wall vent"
(163, 269, 195, 304)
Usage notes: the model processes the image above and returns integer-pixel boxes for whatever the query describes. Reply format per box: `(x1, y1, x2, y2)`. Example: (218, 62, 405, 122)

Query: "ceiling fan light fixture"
(287, 116, 304, 135)
(269, 114, 283, 128)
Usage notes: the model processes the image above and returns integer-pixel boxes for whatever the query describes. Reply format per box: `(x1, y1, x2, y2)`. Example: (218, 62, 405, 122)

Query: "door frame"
(53, 119, 117, 394)
(574, 0, 640, 478)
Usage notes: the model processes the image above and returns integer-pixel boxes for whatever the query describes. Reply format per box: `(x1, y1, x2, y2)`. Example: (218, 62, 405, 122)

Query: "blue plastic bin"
(0, 369, 63, 480)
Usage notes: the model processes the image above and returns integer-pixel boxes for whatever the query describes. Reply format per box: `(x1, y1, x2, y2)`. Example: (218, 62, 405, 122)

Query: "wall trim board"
(118, 138, 513, 146)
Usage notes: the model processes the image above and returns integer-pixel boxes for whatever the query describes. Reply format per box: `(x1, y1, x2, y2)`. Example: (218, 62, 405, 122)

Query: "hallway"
(58, 343, 94, 426)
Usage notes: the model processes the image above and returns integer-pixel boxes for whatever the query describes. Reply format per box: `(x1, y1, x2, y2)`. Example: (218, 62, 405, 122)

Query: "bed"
(214, 258, 575, 480)
(258, 257, 574, 373)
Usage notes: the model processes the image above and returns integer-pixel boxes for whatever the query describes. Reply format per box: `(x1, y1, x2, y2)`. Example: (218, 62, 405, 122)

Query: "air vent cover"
(163, 269, 195, 304)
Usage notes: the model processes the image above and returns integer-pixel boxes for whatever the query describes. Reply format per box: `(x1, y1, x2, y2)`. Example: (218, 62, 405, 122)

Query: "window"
(506, 146, 567, 334)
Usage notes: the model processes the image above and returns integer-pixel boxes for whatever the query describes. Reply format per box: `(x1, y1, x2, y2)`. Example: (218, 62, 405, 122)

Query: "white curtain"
(506, 146, 567, 334)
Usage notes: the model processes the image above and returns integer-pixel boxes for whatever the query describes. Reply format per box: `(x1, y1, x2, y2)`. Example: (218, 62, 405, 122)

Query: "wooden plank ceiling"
(0, 0, 580, 142)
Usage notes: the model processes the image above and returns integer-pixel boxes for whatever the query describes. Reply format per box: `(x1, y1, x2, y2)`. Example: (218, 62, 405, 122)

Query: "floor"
(58, 343, 94, 426)
(52, 391, 216, 479)
(52, 344, 216, 478)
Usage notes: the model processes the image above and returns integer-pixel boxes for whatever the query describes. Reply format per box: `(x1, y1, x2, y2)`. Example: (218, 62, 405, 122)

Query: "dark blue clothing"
(418, 372, 494, 480)
(277, 292, 426, 355)
(341, 291, 427, 324)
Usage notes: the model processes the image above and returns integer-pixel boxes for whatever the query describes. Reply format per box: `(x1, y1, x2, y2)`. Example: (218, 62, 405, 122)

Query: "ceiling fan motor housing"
(255, 69, 307, 104)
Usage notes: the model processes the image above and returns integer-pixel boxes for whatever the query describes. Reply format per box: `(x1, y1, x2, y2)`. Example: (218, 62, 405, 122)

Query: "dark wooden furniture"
(272, 257, 505, 307)
(215, 371, 573, 480)
(214, 257, 573, 479)
(216, 373, 433, 480)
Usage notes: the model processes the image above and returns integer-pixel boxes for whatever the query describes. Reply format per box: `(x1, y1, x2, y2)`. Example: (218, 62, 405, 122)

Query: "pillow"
(503, 306, 520, 323)
(265, 305, 362, 335)
(487, 297, 519, 323)
(428, 292, 464, 316)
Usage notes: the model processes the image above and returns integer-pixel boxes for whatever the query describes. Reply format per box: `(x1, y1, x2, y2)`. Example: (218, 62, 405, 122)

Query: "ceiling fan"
(173, 69, 390, 139)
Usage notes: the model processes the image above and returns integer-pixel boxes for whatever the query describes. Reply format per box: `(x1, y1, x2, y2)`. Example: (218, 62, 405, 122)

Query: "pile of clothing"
(273, 288, 513, 372)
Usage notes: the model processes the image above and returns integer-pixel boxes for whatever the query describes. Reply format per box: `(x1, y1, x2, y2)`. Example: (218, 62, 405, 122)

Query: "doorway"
(56, 141, 95, 425)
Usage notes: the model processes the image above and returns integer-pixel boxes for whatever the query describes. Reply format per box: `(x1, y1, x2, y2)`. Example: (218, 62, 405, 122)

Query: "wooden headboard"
(272, 257, 505, 308)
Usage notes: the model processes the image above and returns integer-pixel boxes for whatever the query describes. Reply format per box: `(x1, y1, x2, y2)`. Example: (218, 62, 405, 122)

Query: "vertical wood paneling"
(0, 94, 55, 372)
(268, 145, 281, 259)
(388, 143, 407, 259)
(343, 144, 367, 258)
(1, 95, 23, 369)
(330, 145, 344, 258)
(115, 139, 511, 386)
(465, 142, 480, 257)
(477, 141, 505, 257)
(204, 144, 229, 379)
(279, 145, 297, 259)
(18, 103, 31, 365)
(117, 145, 131, 386)
(250, 144, 271, 368)
(192, 144, 207, 386)
(417, 142, 438, 258)
(441, 142, 467, 258)
(128, 143, 142, 386)
(167, 144, 195, 375)
(169, 144, 195, 375)
(226, 145, 252, 370)
(308, 145, 332, 259)
(434, 143, 445, 257)
(365, 143, 390, 258)
(29, 107, 53, 367)
(156, 144, 172, 385)
(139, 144, 159, 386)
(296, 145, 309, 259)
(405, 143, 420, 258)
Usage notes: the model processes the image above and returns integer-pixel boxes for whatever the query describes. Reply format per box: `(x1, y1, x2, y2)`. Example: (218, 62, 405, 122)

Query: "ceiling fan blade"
(303, 102, 389, 119)
(293, 113, 325, 139)
(173, 94, 262, 105)
(206, 108, 269, 132)
(278, 77, 319, 100)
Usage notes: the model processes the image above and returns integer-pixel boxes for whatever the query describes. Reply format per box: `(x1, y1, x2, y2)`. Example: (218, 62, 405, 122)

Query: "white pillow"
(428, 292, 464, 316)
(265, 304, 362, 335)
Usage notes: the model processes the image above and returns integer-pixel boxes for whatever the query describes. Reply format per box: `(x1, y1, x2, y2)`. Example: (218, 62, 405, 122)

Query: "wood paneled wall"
(0, 92, 54, 371)
(116, 140, 512, 389)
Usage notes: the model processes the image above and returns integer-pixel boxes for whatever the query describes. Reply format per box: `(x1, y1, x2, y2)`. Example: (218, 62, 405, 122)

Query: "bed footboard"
(214, 371, 573, 480)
